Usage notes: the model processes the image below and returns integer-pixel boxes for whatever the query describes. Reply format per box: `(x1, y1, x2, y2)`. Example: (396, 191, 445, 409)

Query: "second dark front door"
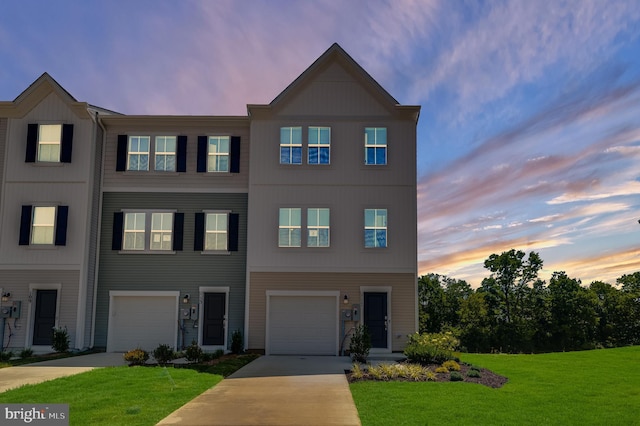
(202, 293, 226, 346)
(364, 292, 388, 348)
(33, 289, 57, 346)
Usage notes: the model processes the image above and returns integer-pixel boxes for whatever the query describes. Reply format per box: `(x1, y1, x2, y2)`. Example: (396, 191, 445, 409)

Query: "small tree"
(52, 326, 70, 353)
(349, 325, 371, 363)
(231, 330, 243, 354)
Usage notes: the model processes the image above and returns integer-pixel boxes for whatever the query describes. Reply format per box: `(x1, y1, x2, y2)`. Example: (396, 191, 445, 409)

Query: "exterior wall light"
(183, 294, 190, 304)
(343, 294, 349, 304)
(1, 293, 10, 302)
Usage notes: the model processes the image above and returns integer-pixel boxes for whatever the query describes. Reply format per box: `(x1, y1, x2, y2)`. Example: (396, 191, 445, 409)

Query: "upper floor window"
(112, 210, 183, 252)
(307, 208, 330, 247)
(364, 209, 387, 248)
(308, 127, 331, 165)
(26, 123, 73, 164)
(279, 208, 301, 247)
(117, 135, 187, 173)
(205, 213, 228, 251)
(365, 127, 387, 165)
(127, 136, 150, 171)
(19, 205, 68, 246)
(280, 127, 302, 165)
(155, 136, 176, 171)
(194, 211, 240, 252)
(207, 136, 230, 172)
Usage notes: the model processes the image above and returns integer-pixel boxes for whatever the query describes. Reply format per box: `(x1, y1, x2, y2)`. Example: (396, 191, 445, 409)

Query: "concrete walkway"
(157, 356, 361, 426)
(0, 352, 126, 393)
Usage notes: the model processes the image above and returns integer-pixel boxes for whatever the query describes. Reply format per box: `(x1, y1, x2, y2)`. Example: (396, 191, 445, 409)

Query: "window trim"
(113, 210, 182, 253)
(154, 136, 177, 172)
(364, 208, 388, 248)
(207, 136, 231, 173)
(126, 136, 151, 171)
(26, 123, 73, 164)
(19, 205, 68, 247)
(278, 207, 302, 247)
(194, 211, 240, 253)
(280, 127, 302, 165)
(307, 207, 330, 247)
(116, 134, 187, 173)
(364, 127, 388, 166)
(308, 126, 331, 165)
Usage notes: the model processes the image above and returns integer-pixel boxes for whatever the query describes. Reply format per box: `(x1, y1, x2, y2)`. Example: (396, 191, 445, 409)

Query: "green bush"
(231, 330, 243, 354)
(450, 371, 464, 381)
(214, 349, 225, 359)
(153, 344, 175, 365)
(404, 331, 459, 365)
(467, 369, 481, 378)
(0, 351, 13, 362)
(19, 348, 34, 359)
(123, 348, 149, 366)
(349, 325, 371, 363)
(184, 341, 204, 363)
(52, 326, 70, 353)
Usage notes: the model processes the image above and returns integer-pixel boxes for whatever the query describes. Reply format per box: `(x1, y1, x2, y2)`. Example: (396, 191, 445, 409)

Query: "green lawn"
(351, 346, 640, 425)
(0, 355, 258, 426)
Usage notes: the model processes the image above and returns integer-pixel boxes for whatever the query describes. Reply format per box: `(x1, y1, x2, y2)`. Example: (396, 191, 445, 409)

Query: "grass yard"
(351, 346, 640, 425)
(0, 354, 258, 426)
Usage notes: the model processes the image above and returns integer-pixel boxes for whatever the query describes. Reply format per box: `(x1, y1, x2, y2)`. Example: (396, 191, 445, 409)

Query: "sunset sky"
(2, 1, 640, 287)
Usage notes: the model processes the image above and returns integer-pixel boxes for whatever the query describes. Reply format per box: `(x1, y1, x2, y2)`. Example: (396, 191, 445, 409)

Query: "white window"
(364, 209, 387, 248)
(128, 136, 150, 171)
(365, 127, 387, 165)
(38, 124, 62, 162)
(280, 127, 302, 165)
(31, 206, 56, 244)
(208, 136, 230, 172)
(205, 213, 228, 251)
(279, 208, 301, 247)
(307, 208, 330, 247)
(155, 136, 176, 171)
(308, 127, 330, 165)
(123, 212, 174, 251)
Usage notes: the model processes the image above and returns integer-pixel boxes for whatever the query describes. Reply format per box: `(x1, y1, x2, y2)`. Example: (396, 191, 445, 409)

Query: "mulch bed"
(346, 362, 508, 388)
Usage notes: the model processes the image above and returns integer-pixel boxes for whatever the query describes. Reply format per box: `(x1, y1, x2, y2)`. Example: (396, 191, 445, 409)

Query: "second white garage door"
(107, 292, 178, 352)
(267, 294, 338, 355)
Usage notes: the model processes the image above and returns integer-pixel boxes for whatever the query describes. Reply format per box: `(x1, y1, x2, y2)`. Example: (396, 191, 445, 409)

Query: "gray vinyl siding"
(0, 269, 80, 351)
(94, 192, 248, 349)
(0, 118, 6, 202)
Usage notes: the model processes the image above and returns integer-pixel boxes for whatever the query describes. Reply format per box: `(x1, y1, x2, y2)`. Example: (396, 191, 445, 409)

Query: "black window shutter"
(19, 205, 33, 245)
(54, 206, 69, 246)
(173, 213, 184, 251)
(25, 124, 38, 163)
(60, 124, 74, 163)
(197, 136, 207, 173)
(228, 213, 239, 252)
(194, 212, 205, 251)
(230, 136, 240, 173)
(112, 212, 124, 250)
(116, 135, 128, 171)
(177, 136, 187, 173)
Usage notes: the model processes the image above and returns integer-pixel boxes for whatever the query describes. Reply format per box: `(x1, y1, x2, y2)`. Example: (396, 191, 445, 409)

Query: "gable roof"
(248, 43, 420, 121)
(0, 72, 93, 119)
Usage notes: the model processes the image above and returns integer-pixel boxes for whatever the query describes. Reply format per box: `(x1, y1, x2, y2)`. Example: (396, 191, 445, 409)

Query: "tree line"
(419, 249, 640, 353)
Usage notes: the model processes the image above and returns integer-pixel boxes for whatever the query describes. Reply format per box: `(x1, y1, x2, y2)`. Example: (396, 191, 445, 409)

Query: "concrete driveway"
(0, 352, 126, 393)
(157, 356, 361, 426)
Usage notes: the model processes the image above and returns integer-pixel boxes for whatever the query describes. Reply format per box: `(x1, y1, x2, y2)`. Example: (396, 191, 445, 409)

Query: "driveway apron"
(157, 356, 361, 426)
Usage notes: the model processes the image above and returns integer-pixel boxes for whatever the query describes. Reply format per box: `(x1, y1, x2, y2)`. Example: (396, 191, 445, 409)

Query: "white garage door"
(268, 295, 338, 355)
(107, 294, 178, 352)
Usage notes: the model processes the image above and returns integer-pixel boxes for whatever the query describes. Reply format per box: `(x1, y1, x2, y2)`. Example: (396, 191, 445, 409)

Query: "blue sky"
(2, 1, 640, 286)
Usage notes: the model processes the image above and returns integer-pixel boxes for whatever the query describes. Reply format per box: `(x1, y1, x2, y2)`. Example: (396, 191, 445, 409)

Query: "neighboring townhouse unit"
(246, 44, 420, 355)
(0, 74, 107, 352)
(94, 116, 249, 352)
(0, 43, 419, 355)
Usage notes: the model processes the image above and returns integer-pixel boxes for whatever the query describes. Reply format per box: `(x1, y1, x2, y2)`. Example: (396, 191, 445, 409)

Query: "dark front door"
(33, 289, 57, 346)
(202, 293, 226, 346)
(364, 292, 388, 348)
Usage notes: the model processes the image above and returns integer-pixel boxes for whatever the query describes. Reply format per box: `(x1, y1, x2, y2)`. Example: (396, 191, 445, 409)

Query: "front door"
(202, 293, 226, 346)
(364, 292, 388, 348)
(33, 289, 57, 346)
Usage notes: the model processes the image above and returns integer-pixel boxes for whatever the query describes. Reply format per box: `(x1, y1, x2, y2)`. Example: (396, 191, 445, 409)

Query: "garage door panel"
(268, 295, 337, 355)
(108, 295, 177, 352)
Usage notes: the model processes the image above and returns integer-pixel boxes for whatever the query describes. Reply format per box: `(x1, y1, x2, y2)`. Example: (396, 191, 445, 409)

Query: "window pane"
(375, 128, 387, 145)
(376, 230, 387, 247)
(308, 147, 318, 164)
(364, 229, 376, 248)
(318, 208, 330, 226)
(39, 125, 62, 142)
(319, 147, 330, 164)
(292, 147, 302, 164)
(364, 209, 376, 227)
(31, 206, 55, 245)
(376, 210, 387, 227)
(307, 208, 318, 226)
(291, 208, 301, 225)
(318, 229, 329, 246)
(376, 147, 387, 165)
(280, 148, 291, 164)
(366, 147, 376, 165)
(205, 213, 227, 250)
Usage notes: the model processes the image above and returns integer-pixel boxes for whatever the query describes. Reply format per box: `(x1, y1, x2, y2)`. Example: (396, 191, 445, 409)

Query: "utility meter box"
(1, 305, 10, 318)
(10, 301, 21, 318)
(341, 309, 353, 321)
(180, 308, 191, 319)
(190, 305, 198, 320)
(352, 304, 360, 321)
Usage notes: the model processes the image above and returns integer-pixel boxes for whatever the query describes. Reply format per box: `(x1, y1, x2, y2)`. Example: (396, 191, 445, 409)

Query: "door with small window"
(32, 290, 58, 346)
(364, 292, 388, 349)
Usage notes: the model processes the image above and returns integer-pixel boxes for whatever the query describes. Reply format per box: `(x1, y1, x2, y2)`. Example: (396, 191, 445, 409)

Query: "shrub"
(450, 371, 464, 381)
(351, 363, 364, 380)
(467, 369, 481, 378)
(349, 325, 371, 363)
(184, 341, 204, 363)
(404, 331, 459, 365)
(231, 330, 243, 354)
(123, 348, 149, 366)
(0, 351, 13, 362)
(214, 349, 225, 359)
(153, 344, 175, 365)
(435, 366, 449, 374)
(442, 360, 461, 371)
(19, 348, 34, 359)
(368, 365, 384, 380)
(52, 326, 70, 353)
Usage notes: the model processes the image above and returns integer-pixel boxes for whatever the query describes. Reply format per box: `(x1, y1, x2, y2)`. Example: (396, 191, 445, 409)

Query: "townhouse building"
(0, 44, 419, 355)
